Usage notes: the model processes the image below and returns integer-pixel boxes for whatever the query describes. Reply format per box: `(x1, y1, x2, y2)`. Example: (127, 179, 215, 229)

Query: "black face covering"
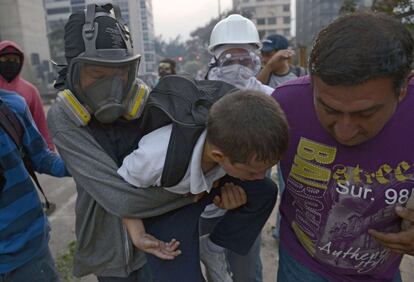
(0, 61, 21, 82)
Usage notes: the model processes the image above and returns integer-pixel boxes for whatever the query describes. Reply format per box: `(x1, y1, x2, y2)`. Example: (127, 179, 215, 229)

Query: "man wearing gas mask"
(47, 4, 194, 281)
(206, 14, 274, 96)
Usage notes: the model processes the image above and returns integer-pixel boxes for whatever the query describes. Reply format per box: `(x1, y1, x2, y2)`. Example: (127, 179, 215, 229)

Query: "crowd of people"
(1, 3, 414, 282)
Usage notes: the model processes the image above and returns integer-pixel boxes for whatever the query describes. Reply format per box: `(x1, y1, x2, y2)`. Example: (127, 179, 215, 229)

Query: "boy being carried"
(118, 89, 289, 281)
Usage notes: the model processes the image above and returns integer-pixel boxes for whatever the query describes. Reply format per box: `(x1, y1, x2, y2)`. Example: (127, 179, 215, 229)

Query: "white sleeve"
(260, 83, 275, 96)
(245, 77, 275, 95)
(117, 124, 172, 188)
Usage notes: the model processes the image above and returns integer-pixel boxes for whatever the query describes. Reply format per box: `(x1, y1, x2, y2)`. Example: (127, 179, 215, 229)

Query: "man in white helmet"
(200, 14, 276, 282)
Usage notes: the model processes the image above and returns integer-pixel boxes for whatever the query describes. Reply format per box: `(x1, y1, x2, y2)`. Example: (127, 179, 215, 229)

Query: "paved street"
(38, 173, 414, 282)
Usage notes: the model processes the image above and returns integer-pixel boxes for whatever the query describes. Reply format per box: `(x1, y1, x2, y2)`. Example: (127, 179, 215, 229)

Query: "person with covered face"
(201, 14, 276, 282)
(0, 41, 54, 150)
(206, 15, 273, 96)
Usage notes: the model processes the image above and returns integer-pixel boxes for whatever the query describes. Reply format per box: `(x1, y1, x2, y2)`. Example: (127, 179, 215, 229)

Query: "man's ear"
(398, 80, 409, 102)
(210, 149, 225, 164)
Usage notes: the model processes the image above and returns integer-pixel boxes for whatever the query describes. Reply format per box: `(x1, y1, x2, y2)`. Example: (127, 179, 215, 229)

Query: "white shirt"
(118, 124, 226, 194)
(245, 77, 275, 95)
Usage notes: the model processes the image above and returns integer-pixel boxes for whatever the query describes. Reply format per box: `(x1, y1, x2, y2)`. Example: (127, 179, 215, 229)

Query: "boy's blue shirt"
(0, 89, 68, 273)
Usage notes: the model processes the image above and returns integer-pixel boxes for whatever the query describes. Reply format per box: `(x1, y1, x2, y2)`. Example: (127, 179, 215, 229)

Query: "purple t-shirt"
(273, 76, 414, 281)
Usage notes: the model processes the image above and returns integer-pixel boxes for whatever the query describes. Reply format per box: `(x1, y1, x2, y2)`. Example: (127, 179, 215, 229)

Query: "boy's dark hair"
(309, 12, 414, 95)
(206, 90, 289, 164)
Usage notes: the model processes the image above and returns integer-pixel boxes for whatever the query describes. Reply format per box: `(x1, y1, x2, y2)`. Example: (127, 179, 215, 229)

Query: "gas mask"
(67, 58, 141, 123)
(57, 78, 150, 126)
(65, 3, 142, 124)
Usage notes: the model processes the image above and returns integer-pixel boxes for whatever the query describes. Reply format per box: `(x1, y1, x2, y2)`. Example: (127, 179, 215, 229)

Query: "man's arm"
(256, 64, 273, 85)
(28, 86, 55, 151)
(19, 101, 67, 177)
(47, 104, 193, 218)
(257, 49, 294, 84)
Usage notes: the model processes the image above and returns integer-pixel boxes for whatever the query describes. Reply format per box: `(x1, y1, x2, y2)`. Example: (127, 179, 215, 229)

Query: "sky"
(152, 0, 233, 41)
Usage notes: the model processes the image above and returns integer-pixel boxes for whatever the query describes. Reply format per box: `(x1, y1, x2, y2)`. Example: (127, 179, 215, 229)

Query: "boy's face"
(220, 156, 275, 181)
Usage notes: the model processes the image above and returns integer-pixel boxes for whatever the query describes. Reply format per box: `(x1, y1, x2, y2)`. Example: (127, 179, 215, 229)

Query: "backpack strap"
(139, 76, 236, 187)
(0, 100, 53, 214)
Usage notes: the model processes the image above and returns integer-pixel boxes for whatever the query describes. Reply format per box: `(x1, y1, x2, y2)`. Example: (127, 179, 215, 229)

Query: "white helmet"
(208, 14, 261, 53)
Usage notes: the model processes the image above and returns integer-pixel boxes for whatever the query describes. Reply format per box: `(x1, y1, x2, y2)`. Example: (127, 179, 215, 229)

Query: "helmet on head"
(64, 4, 143, 123)
(208, 14, 261, 53)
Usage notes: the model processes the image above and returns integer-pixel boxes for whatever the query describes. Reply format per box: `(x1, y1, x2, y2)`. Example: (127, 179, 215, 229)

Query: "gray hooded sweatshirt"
(47, 101, 193, 278)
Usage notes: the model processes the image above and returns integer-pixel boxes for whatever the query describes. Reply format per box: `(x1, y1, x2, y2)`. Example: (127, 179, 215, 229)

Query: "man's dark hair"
(206, 90, 289, 164)
(159, 58, 176, 74)
(309, 12, 414, 94)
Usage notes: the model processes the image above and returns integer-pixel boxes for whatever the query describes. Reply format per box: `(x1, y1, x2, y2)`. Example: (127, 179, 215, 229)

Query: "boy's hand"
(132, 234, 182, 260)
(123, 218, 181, 260)
(193, 191, 206, 202)
(214, 182, 247, 210)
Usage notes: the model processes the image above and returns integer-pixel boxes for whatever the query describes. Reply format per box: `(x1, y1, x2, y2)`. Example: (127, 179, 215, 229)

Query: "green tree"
(164, 36, 186, 59)
(340, 0, 357, 14)
(153, 9, 240, 76)
(372, 0, 414, 19)
(47, 20, 66, 63)
(339, 0, 414, 26)
(154, 35, 186, 60)
(186, 9, 238, 67)
(182, 60, 203, 75)
(154, 35, 167, 57)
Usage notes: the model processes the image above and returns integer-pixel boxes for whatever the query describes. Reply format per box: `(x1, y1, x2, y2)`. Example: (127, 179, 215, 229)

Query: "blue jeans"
(97, 263, 153, 282)
(199, 216, 263, 282)
(0, 248, 60, 282)
(277, 246, 402, 282)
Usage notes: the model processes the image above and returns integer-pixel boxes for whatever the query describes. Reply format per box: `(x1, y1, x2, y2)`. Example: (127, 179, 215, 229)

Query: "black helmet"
(63, 4, 141, 123)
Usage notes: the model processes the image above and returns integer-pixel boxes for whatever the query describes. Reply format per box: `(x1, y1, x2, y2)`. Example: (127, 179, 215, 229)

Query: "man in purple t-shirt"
(273, 12, 414, 282)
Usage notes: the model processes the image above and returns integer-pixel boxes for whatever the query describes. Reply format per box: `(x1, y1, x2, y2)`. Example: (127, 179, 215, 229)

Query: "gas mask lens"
(217, 50, 261, 74)
(69, 58, 139, 123)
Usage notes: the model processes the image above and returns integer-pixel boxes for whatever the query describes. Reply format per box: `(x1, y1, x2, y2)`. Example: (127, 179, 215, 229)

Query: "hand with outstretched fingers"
(132, 234, 182, 260)
(123, 217, 181, 260)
